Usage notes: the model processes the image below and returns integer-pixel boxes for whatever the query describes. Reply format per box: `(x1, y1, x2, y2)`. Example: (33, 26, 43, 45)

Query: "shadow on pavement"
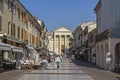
(72, 59, 101, 69)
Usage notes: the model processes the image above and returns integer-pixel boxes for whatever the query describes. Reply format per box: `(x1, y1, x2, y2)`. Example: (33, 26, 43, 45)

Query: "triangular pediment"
(53, 27, 72, 32)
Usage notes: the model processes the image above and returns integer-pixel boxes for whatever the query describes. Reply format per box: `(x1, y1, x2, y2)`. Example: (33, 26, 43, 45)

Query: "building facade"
(95, 0, 120, 70)
(0, 0, 46, 66)
(73, 21, 96, 61)
(48, 27, 73, 55)
(73, 26, 81, 59)
(47, 32, 54, 53)
(37, 19, 47, 55)
(88, 28, 97, 63)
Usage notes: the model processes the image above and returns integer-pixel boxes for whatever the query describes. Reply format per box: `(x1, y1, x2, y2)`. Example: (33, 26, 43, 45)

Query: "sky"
(19, 0, 99, 31)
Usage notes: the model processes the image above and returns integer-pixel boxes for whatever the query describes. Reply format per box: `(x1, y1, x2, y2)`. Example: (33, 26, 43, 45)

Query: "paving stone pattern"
(18, 59, 94, 80)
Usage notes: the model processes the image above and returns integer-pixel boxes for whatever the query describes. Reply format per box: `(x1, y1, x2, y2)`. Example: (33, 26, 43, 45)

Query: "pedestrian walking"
(47, 58, 51, 69)
(15, 60, 21, 70)
(40, 57, 48, 69)
(55, 55, 61, 69)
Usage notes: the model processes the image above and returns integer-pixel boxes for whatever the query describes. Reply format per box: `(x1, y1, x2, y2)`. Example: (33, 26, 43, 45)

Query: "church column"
(54, 35, 56, 53)
(65, 35, 67, 53)
(59, 35, 61, 55)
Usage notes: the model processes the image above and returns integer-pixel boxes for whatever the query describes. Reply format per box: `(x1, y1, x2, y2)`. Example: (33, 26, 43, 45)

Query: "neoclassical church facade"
(47, 27, 73, 55)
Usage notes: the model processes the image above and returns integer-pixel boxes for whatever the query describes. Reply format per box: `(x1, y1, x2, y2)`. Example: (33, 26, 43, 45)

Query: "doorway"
(61, 45, 65, 54)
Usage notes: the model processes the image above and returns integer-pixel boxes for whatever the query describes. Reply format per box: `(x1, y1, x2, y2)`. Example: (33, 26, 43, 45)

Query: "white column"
(65, 35, 66, 53)
(54, 35, 56, 53)
(59, 35, 61, 54)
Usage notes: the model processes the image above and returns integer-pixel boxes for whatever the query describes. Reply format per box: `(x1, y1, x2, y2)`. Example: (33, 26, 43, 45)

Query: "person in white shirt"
(55, 55, 61, 69)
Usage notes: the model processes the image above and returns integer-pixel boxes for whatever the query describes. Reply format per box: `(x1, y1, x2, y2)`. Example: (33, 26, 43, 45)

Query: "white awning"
(0, 42, 23, 52)
(0, 46, 11, 51)
(11, 46, 23, 53)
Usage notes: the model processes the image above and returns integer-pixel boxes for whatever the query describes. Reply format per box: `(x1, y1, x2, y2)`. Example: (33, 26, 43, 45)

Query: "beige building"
(73, 21, 96, 61)
(48, 27, 73, 55)
(88, 28, 97, 63)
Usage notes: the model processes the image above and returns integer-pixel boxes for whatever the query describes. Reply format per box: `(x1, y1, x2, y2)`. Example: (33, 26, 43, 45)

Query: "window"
(30, 20, 32, 27)
(25, 22, 28, 29)
(8, 21, 11, 35)
(11, 23, 15, 36)
(0, 16, 2, 31)
(17, 8, 20, 20)
(30, 34, 31, 43)
(24, 13, 28, 22)
(21, 12, 24, 22)
(13, 5, 16, 14)
(12, 23, 15, 37)
(32, 35, 34, 44)
(24, 30, 28, 41)
(8, 0, 11, 11)
(40, 41, 42, 47)
(78, 35, 80, 40)
(17, 26, 20, 39)
(21, 28, 23, 39)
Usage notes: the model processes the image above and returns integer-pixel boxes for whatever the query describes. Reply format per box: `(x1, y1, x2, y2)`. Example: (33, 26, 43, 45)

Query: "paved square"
(18, 60, 94, 80)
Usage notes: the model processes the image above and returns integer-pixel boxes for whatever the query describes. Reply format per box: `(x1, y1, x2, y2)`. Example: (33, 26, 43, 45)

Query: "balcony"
(96, 28, 120, 42)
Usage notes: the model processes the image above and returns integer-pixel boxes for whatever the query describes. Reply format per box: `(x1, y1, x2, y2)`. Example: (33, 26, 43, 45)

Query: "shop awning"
(0, 42, 23, 52)
(0, 42, 11, 51)
(11, 46, 23, 53)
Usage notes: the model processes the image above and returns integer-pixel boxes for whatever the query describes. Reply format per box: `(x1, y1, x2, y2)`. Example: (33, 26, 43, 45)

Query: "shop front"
(11, 46, 24, 62)
(0, 42, 12, 70)
(26, 45, 36, 65)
